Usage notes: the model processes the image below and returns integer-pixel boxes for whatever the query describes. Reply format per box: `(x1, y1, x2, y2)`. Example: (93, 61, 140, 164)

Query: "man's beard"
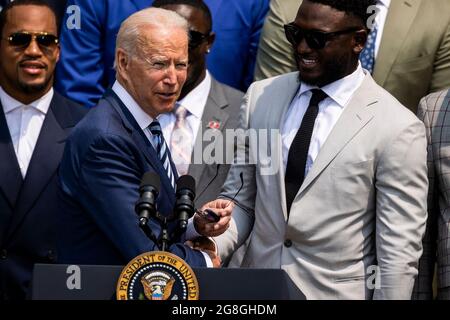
(19, 79, 49, 94)
(294, 52, 351, 87)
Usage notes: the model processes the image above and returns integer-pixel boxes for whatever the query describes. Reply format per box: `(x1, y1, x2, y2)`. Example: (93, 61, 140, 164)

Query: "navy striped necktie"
(148, 121, 176, 190)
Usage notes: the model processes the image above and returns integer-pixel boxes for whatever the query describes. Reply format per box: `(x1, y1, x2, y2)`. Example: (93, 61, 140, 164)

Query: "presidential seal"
(116, 251, 199, 300)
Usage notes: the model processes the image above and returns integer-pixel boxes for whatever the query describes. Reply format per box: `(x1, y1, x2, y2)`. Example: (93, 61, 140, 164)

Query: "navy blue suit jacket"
(57, 89, 206, 267)
(0, 92, 86, 300)
(55, 0, 269, 107)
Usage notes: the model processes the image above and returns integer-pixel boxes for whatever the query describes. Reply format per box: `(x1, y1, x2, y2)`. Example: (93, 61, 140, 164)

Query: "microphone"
(135, 172, 160, 227)
(174, 175, 196, 232)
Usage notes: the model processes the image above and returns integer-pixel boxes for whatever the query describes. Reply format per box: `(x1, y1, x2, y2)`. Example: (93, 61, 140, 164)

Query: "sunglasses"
(188, 30, 209, 50)
(284, 23, 362, 50)
(5, 31, 59, 49)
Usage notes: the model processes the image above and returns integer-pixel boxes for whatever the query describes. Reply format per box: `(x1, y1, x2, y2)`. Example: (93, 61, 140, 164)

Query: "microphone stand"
(156, 213, 170, 252)
(139, 211, 175, 252)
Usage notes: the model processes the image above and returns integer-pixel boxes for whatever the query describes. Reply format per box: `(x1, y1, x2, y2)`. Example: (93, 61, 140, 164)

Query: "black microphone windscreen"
(176, 175, 195, 192)
(140, 172, 161, 190)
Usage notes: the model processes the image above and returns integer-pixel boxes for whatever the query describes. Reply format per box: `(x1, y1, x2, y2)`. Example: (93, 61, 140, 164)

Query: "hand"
(204, 249, 221, 268)
(185, 237, 221, 268)
(194, 199, 235, 237)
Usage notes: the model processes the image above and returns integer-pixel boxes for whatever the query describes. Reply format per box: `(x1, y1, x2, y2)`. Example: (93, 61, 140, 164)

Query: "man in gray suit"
(198, 0, 428, 299)
(413, 89, 450, 300)
(152, 0, 243, 207)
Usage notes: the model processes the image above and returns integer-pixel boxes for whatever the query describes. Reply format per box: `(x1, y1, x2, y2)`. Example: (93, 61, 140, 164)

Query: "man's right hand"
(194, 199, 235, 237)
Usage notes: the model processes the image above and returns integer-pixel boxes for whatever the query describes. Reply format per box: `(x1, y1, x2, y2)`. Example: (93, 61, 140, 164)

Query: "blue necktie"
(360, 24, 378, 74)
(148, 121, 176, 190)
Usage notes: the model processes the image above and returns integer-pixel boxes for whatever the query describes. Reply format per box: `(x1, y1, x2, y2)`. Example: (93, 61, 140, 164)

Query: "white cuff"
(185, 216, 201, 240)
(201, 251, 213, 268)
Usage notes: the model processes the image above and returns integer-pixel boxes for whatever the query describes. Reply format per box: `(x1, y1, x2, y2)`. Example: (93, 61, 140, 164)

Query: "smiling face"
(292, 0, 366, 87)
(0, 5, 59, 104)
(116, 25, 188, 118)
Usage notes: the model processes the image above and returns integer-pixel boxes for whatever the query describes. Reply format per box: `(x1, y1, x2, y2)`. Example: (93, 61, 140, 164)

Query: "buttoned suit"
(215, 71, 428, 299)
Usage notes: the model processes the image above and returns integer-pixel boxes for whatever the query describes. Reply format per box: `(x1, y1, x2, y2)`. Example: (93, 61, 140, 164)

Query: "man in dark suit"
(152, 0, 243, 207)
(0, 0, 86, 300)
(57, 7, 220, 267)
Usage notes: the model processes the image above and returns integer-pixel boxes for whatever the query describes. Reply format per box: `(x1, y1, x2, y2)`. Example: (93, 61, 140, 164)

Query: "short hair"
(115, 7, 188, 67)
(152, 0, 212, 31)
(0, 0, 59, 38)
(307, 0, 377, 28)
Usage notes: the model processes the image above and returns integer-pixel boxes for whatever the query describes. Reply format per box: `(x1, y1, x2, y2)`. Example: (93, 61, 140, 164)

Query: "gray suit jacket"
(188, 77, 243, 207)
(413, 89, 450, 299)
(215, 71, 428, 299)
(254, 0, 450, 113)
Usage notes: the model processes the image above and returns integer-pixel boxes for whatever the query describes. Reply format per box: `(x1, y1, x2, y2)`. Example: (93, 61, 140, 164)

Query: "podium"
(31, 264, 305, 300)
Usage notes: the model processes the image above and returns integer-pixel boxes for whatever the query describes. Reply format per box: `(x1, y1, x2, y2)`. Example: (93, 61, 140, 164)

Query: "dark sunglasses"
(5, 31, 59, 49)
(188, 30, 210, 49)
(284, 23, 362, 50)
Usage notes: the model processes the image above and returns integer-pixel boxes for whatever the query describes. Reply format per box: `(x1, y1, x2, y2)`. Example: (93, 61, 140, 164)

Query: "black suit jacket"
(0, 91, 86, 300)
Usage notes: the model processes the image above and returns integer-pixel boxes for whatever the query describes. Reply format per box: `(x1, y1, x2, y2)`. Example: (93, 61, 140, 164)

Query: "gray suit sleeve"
(373, 118, 429, 299)
(214, 86, 257, 263)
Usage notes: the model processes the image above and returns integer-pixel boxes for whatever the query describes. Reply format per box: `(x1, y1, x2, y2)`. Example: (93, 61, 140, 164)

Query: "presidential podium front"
(31, 264, 305, 300)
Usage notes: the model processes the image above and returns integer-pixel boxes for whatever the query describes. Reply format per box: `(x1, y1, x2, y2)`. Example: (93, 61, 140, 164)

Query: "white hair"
(114, 7, 188, 68)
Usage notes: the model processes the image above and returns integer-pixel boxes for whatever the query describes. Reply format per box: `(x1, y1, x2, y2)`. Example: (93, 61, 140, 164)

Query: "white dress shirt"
(282, 63, 366, 176)
(0, 86, 53, 178)
(112, 81, 213, 267)
(374, 0, 391, 58)
(112, 81, 156, 145)
(159, 71, 211, 154)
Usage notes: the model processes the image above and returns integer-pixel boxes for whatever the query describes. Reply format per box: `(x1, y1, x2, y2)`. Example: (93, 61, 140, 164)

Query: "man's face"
(161, 4, 214, 99)
(289, 0, 365, 86)
(118, 26, 188, 118)
(0, 5, 59, 103)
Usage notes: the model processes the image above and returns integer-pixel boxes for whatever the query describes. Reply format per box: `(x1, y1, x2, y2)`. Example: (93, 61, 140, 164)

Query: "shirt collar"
(298, 62, 365, 108)
(0, 85, 53, 115)
(112, 80, 155, 131)
(176, 70, 211, 119)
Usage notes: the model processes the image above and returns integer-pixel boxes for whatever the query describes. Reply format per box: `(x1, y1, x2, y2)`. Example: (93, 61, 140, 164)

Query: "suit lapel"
(0, 101, 22, 236)
(6, 94, 69, 240)
(298, 75, 378, 195)
(189, 78, 229, 198)
(104, 90, 176, 201)
(273, 73, 301, 221)
(373, 0, 421, 86)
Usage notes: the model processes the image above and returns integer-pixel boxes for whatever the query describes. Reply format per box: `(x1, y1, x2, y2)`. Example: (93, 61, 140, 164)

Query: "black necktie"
(285, 89, 328, 213)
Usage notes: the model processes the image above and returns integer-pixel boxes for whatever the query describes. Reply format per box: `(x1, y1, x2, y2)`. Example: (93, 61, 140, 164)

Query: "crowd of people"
(0, 0, 449, 300)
